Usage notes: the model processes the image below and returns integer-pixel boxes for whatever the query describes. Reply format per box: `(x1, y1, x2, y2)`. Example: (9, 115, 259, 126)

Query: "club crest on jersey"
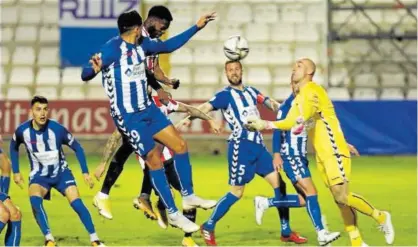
(125, 68, 132, 77)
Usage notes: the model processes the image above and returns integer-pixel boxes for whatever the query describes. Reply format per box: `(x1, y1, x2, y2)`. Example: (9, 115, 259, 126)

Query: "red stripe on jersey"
(153, 96, 162, 107)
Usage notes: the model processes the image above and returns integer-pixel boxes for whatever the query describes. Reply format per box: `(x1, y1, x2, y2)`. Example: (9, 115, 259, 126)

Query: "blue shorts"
(115, 103, 171, 157)
(0, 192, 9, 202)
(29, 169, 77, 200)
(228, 139, 275, 186)
(282, 156, 311, 183)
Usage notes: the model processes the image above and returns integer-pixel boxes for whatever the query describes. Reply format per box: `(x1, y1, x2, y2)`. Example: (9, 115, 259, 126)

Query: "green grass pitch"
(5, 154, 417, 246)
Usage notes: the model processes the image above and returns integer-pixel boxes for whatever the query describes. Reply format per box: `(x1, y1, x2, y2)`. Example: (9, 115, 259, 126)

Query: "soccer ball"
(223, 35, 249, 61)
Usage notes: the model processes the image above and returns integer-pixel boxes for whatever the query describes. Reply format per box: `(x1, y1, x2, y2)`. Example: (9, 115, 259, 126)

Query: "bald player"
(246, 58, 395, 247)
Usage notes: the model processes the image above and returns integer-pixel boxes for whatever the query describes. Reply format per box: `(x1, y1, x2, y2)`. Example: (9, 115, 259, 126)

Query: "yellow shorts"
(316, 155, 351, 187)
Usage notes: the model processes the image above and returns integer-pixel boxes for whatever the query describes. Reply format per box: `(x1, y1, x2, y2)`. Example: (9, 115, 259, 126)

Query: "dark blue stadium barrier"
(334, 100, 417, 155)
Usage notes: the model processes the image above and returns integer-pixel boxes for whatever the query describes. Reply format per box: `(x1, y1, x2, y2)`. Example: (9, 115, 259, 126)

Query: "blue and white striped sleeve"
(61, 126, 88, 174)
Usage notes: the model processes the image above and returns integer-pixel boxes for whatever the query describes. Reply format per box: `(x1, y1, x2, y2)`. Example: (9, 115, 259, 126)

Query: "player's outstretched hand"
(208, 119, 222, 134)
(157, 89, 171, 105)
(169, 78, 180, 89)
(89, 53, 102, 73)
(83, 173, 94, 189)
(13, 173, 24, 189)
(175, 117, 191, 131)
(245, 116, 269, 131)
(94, 163, 106, 181)
(196, 12, 216, 29)
(348, 143, 360, 156)
(273, 153, 283, 171)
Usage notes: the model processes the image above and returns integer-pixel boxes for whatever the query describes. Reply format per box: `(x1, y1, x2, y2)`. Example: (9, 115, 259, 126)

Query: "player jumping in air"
(191, 60, 341, 246)
(245, 58, 395, 247)
(9, 96, 104, 247)
(81, 10, 217, 233)
(0, 135, 22, 247)
(95, 86, 219, 247)
(92, 5, 183, 221)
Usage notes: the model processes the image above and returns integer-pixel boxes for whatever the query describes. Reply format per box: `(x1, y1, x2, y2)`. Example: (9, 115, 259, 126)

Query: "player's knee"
(9, 206, 21, 221)
(230, 187, 244, 199)
(333, 192, 348, 205)
(0, 208, 10, 223)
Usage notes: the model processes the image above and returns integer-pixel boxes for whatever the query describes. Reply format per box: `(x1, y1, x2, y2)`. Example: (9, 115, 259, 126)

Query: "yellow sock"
(345, 225, 363, 247)
(372, 209, 386, 224)
(347, 193, 375, 216)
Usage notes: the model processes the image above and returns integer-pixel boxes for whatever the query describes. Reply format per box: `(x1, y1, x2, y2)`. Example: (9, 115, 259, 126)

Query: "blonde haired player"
(245, 58, 394, 247)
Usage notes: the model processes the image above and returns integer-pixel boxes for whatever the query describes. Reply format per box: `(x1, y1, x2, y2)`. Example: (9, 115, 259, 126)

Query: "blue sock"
(275, 186, 292, 237)
(203, 192, 239, 231)
(5, 220, 21, 246)
(173, 152, 194, 196)
(0, 176, 10, 194)
(70, 199, 95, 234)
(0, 221, 6, 233)
(30, 196, 50, 235)
(150, 168, 178, 214)
(269, 188, 301, 208)
(306, 195, 324, 231)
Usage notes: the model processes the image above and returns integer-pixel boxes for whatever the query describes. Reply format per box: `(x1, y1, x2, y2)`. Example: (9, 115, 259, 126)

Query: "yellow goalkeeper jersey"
(273, 81, 350, 161)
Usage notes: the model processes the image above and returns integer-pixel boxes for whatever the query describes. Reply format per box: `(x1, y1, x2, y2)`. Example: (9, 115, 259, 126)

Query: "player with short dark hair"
(0, 134, 21, 246)
(10, 96, 104, 247)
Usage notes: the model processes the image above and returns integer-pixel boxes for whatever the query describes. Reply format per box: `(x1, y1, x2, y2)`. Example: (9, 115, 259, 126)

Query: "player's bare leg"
(0, 202, 10, 233)
(294, 177, 341, 245)
(330, 182, 394, 244)
(3, 198, 22, 246)
(65, 185, 105, 246)
(145, 145, 199, 233)
(154, 125, 216, 210)
(201, 185, 244, 246)
(29, 184, 56, 246)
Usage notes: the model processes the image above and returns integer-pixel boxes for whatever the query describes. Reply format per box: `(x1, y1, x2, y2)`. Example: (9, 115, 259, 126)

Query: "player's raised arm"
(142, 12, 216, 55)
(81, 43, 116, 82)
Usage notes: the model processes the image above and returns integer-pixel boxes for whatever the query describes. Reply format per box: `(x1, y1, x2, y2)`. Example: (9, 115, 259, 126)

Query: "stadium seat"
(15, 26, 38, 43)
(60, 87, 86, 100)
(354, 73, 379, 87)
(327, 87, 350, 100)
(219, 23, 244, 41)
(42, 4, 59, 25)
(87, 86, 107, 100)
(295, 24, 320, 42)
(194, 2, 217, 20)
(170, 86, 191, 100)
(314, 68, 325, 85)
(62, 67, 83, 85)
(332, 10, 353, 24)
(38, 47, 59, 66)
(170, 47, 193, 65)
(167, 21, 192, 37)
(1, 48, 9, 65)
(281, 5, 305, 23)
(245, 44, 268, 65)
(7, 87, 31, 100)
(20, 0, 43, 4)
(12, 46, 36, 66)
(268, 44, 293, 65)
(407, 89, 416, 100)
(245, 23, 269, 42)
(194, 45, 222, 65)
(39, 26, 59, 43)
(226, 4, 252, 23)
(380, 88, 404, 100)
(273, 67, 292, 86)
(86, 72, 102, 85)
(10, 67, 33, 85)
(272, 87, 292, 101)
(20, 6, 42, 24)
(381, 73, 405, 87)
(353, 88, 378, 100)
(383, 9, 406, 24)
(35, 87, 58, 100)
(270, 24, 295, 42)
(193, 22, 217, 41)
(192, 86, 216, 100)
(247, 67, 271, 85)
(167, 2, 193, 23)
(408, 73, 417, 88)
(253, 4, 278, 23)
(1, 27, 14, 43)
(170, 66, 192, 84)
(294, 46, 319, 63)
(306, 4, 325, 23)
(329, 68, 349, 87)
(194, 67, 219, 85)
(36, 68, 60, 85)
(1, 6, 18, 25)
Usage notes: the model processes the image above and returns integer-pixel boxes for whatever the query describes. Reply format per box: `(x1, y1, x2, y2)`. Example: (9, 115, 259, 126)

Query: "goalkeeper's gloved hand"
(245, 116, 272, 131)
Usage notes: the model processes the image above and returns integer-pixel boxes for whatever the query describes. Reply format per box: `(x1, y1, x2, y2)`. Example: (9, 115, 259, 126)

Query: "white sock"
(97, 192, 109, 200)
(90, 233, 99, 242)
(45, 233, 54, 241)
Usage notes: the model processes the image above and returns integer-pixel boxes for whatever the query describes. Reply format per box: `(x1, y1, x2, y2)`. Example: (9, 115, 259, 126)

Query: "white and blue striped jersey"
(273, 94, 308, 157)
(10, 120, 88, 179)
(209, 86, 268, 144)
